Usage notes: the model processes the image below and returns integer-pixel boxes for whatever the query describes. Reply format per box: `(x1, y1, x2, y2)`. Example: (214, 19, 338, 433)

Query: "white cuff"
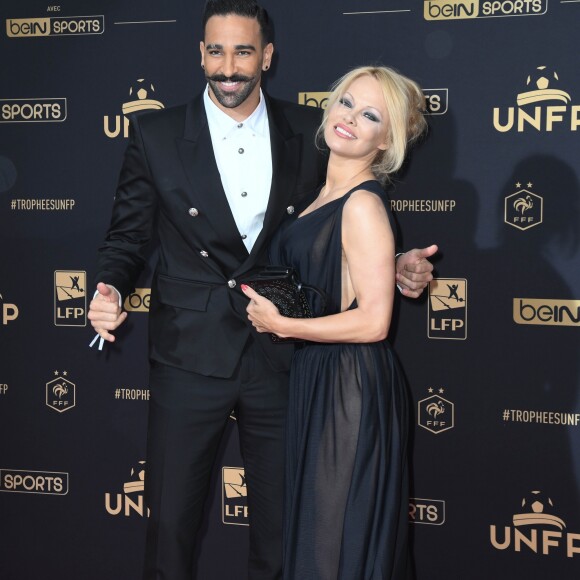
(395, 253, 405, 294)
(92, 285, 122, 307)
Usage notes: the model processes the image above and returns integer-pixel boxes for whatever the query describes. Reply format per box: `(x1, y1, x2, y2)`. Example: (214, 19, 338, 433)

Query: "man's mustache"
(207, 74, 253, 83)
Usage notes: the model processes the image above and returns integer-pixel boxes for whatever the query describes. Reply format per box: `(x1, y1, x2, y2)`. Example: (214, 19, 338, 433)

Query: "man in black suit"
(89, 1, 436, 578)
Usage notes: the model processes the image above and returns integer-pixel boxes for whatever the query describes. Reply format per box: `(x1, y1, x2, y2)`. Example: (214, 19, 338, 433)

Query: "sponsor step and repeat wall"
(1, 1, 579, 578)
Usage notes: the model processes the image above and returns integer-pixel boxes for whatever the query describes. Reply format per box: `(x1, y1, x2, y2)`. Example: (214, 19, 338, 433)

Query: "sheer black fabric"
(270, 181, 411, 579)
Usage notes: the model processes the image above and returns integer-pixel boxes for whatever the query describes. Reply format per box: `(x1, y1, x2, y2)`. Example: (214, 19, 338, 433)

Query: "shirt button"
(287, 205, 295, 214)
(200, 250, 209, 258)
(241, 191, 248, 197)
(188, 208, 199, 217)
(228, 279, 236, 288)
(237, 123, 243, 128)
(241, 234, 247, 240)
(238, 148, 244, 154)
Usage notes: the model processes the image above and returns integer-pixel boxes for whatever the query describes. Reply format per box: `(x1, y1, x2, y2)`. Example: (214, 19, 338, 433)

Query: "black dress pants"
(143, 339, 289, 580)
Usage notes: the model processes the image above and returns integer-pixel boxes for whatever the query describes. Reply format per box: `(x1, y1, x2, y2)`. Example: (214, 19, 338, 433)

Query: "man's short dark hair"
(202, 0, 273, 45)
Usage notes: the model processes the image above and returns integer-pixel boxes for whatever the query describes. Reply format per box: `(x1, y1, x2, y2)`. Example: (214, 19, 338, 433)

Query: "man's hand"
(87, 282, 127, 343)
(396, 245, 438, 299)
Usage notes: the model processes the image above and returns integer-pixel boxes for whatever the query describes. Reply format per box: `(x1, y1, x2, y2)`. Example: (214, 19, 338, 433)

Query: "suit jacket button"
(287, 205, 295, 214)
(188, 208, 199, 217)
(200, 250, 209, 257)
(228, 279, 236, 288)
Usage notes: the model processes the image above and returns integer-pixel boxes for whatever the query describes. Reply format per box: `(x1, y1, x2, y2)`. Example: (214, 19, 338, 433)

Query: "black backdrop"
(1, 1, 579, 578)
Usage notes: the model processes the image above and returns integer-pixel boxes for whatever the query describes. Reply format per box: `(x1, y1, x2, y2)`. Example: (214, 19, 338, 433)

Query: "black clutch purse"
(242, 266, 326, 343)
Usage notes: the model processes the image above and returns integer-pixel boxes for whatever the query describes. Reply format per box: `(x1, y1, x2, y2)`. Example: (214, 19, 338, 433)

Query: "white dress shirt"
(204, 86, 272, 252)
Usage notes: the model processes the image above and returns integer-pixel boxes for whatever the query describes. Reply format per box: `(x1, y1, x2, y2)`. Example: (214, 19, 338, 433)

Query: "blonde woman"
(242, 66, 428, 579)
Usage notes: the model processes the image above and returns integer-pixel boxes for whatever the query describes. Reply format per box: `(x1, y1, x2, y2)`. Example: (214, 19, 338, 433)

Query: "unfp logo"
(222, 467, 248, 526)
(0, 292, 19, 325)
(124, 288, 151, 312)
(505, 182, 543, 230)
(490, 490, 580, 558)
(0, 98, 67, 123)
(105, 460, 149, 517)
(494, 66, 580, 133)
(424, 0, 548, 20)
(418, 388, 455, 434)
(46, 370, 75, 413)
(428, 278, 467, 339)
(409, 498, 446, 525)
(54, 270, 86, 326)
(104, 79, 164, 139)
(6, 15, 104, 37)
(0, 469, 69, 495)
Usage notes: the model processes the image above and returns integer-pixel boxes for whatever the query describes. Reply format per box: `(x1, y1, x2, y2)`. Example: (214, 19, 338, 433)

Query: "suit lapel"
(176, 95, 249, 268)
(233, 95, 301, 276)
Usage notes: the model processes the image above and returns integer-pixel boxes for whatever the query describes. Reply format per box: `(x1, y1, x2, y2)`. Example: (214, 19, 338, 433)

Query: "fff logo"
(418, 390, 455, 434)
(46, 372, 75, 413)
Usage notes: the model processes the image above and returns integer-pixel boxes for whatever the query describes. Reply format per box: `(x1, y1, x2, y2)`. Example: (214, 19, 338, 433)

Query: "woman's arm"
(244, 190, 395, 343)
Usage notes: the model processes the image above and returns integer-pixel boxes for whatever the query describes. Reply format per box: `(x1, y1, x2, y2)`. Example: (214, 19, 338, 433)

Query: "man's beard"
(206, 73, 260, 109)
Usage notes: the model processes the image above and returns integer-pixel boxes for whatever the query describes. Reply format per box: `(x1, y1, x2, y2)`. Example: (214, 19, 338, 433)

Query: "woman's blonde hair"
(316, 65, 427, 183)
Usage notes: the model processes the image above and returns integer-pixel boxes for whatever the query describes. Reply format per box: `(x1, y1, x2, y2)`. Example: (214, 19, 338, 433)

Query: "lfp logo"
(428, 278, 467, 339)
(222, 467, 248, 526)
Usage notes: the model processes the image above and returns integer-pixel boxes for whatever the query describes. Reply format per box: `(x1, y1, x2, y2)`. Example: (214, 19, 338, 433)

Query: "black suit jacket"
(95, 93, 325, 377)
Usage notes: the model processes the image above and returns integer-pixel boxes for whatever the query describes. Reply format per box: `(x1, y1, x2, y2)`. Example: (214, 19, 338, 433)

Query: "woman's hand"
(241, 284, 284, 336)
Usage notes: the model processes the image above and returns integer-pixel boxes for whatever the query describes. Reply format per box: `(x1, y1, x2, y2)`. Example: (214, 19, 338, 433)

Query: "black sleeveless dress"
(269, 180, 411, 580)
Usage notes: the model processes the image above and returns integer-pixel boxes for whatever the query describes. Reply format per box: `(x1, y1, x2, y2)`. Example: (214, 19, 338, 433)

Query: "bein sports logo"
(104, 79, 164, 139)
(0, 98, 67, 123)
(490, 490, 580, 558)
(124, 288, 151, 312)
(493, 66, 580, 133)
(298, 89, 448, 115)
(0, 469, 69, 495)
(409, 497, 446, 525)
(6, 15, 104, 37)
(424, 0, 548, 20)
(513, 298, 580, 327)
